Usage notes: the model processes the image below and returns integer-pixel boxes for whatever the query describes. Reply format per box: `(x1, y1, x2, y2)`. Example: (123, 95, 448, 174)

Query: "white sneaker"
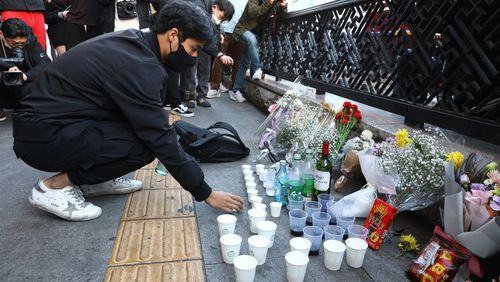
(252, 68, 263, 80)
(80, 177, 143, 197)
(229, 91, 246, 103)
(29, 181, 102, 221)
(206, 89, 221, 99)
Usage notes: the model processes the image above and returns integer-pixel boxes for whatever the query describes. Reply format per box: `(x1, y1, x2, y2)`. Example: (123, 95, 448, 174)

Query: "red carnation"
(354, 112, 362, 120)
(351, 104, 358, 110)
(341, 118, 350, 125)
(335, 112, 343, 120)
(343, 101, 351, 108)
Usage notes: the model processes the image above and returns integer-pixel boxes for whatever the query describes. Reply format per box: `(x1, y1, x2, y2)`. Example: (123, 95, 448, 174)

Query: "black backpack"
(173, 120, 250, 163)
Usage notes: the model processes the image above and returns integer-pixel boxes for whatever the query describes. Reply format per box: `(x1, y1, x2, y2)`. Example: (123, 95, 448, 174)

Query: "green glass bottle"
(313, 140, 332, 197)
(302, 149, 315, 202)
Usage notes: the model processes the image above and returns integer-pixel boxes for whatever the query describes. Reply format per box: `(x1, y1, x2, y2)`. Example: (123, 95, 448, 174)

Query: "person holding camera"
(12, 0, 244, 221)
(229, 0, 287, 103)
(0, 18, 51, 120)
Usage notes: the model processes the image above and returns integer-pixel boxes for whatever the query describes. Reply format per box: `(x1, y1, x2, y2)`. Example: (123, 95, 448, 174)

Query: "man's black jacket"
(12, 30, 212, 201)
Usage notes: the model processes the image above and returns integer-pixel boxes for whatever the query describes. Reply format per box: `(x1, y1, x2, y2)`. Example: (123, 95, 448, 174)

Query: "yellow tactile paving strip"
(105, 114, 205, 282)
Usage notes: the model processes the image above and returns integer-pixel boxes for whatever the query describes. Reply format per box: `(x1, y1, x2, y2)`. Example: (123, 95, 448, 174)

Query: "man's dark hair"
(152, 0, 213, 43)
(213, 0, 235, 22)
(1, 18, 31, 38)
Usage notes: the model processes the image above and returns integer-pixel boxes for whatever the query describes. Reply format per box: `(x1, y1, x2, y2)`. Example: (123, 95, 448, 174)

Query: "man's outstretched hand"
(205, 191, 244, 213)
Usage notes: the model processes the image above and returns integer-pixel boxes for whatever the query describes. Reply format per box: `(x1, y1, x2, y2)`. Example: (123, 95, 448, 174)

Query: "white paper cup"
(220, 234, 242, 264)
(248, 208, 267, 233)
(345, 238, 368, 268)
(248, 235, 270, 265)
(245, 182, 257, 191)
(250, 196, 263, 206)
(323, 240, 346, 271)
(233, 255, 258, 282)
(247, 189, 258, 202)
(257, 221, 277, 248)
(253, 203, 267, 211)
(244, 176, 255, 183)
(285, 251, 309, 282)
(270, 202, 282, 217)
(289, 237, 311, 256)
(241, 164, 252, 171)
(243, 170, 254, 178)
(255, 164, 265, 172)
(217, 214, 237, 237)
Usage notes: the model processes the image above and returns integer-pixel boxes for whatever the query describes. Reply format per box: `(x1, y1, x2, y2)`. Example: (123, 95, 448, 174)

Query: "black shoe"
(0, 109, 6, 121)
(186, 100, 196, 109)
(170, 104, 195, 117)
(197, 98, 211, 107)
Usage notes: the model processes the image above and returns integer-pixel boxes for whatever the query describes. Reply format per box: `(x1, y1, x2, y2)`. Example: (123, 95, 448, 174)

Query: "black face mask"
(166, 38, 197, 73)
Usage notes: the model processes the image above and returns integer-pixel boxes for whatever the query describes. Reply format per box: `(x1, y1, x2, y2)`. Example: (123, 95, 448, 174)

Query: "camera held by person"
(0, 46, 25, 86)
(116, 0, 137, 20)
(0, 18, 51, 109)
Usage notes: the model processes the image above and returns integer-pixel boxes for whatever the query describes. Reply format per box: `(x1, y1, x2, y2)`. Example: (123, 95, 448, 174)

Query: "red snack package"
(364, 198, 398, 250)
(407, 226, 473, 282)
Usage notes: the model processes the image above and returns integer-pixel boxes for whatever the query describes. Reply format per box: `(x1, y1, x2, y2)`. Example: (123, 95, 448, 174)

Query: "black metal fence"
(260, 0, 500, 144)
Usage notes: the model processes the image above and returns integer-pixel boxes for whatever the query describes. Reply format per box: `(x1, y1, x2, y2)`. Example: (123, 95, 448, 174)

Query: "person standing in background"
(230, 0, 287, 103)
(179, 0, 234, 109)
(64, 0, 113, 50)
(207, 0, 248, 99)
(43, 0, 70, 56)
(0, 0, 47, 50)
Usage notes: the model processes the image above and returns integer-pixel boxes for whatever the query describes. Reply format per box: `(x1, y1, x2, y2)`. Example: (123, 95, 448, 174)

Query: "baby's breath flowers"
(380, 129, 446, 211)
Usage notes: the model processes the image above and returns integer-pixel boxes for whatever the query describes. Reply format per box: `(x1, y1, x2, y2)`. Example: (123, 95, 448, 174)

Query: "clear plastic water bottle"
(288, 153, 304, 196)
(264, 167, 276, 196)
(302, 149, 315, 201)
(274, 160, 289, 205)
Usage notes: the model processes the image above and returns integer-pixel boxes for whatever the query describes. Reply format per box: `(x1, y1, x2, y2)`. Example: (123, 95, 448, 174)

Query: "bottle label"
(314, 170, 330, 191)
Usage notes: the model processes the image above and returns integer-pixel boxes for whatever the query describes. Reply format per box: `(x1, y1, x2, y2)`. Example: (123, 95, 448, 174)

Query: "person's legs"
(240, 31, 261, 71)
(165, 70, 194, 117)
(232, 48, 250, 92)
(13, 119, 154, 220)
(14, 120, 154, 185)
(209, 46, 224, 91)
(180, 66, 197, 108)
(195, 50, 211, 107)
(226, 36, 245, 89)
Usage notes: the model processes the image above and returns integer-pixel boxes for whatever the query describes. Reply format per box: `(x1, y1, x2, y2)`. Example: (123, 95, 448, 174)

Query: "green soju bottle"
(302, 148, 315, 202)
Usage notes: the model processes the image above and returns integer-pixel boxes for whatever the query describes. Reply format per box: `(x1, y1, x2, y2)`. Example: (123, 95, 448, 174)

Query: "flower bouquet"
(443, 152, 500, 258)
(356, 128, 447, 250)
(255, 77, 362, 163)
(359, 128, 447, 212)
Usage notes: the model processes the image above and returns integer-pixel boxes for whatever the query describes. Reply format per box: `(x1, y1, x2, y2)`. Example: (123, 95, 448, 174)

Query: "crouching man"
(12, 0, 244, 221)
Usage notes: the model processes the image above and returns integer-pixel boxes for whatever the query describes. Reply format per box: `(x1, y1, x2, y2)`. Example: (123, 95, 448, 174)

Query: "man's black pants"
(13, 118, 155, 185)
